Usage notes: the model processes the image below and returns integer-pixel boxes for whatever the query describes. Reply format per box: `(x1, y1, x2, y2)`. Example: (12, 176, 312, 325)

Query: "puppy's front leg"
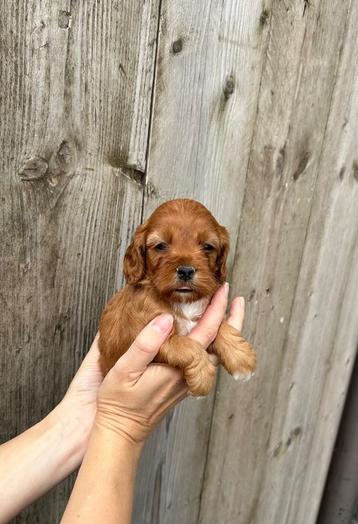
(211, 322, 256, 381)
(157, 335, 216, 396)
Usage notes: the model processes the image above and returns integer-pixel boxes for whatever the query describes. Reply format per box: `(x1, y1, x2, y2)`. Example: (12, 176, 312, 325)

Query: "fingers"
(68, 334, 102, 390)
(226, 296, 245, 332)
(189, 283, 229, 347)
(78, 334, 101, 368)
(113, 314, 173, 374)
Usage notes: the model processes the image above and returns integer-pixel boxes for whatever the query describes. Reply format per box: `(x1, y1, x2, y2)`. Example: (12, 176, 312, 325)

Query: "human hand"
(53, 335, 104, 451)
(56, 283, 246, 450)
(94, 283, 246, 445)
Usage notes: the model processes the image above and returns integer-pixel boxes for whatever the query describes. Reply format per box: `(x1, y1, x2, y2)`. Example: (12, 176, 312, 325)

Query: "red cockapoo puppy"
(99, 199, 256, 396)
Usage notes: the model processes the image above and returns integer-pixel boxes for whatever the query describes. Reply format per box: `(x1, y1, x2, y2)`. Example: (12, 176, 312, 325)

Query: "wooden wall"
(317, 356, 358, 524)
(1, 1, 357, 523)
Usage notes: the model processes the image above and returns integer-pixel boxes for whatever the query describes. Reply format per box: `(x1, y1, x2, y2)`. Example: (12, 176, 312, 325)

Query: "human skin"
(0, 284, 246, 523)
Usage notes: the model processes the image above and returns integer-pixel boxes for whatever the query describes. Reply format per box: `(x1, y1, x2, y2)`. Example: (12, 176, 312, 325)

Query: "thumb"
(113, 314, 173, 375)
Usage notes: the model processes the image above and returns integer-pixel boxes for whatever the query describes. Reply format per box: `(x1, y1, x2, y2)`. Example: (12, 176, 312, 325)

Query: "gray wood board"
(1, 0, 357, 523)
(198, 1, 358, 523)
(317, 356, 358, 523)
(0, 1, 159, 521)
(133, 1, 272, 523)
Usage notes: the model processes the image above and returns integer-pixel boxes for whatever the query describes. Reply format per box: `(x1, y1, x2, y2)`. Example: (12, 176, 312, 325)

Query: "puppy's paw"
(213, 322, 256, 381)
(233, 371, 256, 382)
(184, 357, 216, 397)
(226, 340, 256, 381)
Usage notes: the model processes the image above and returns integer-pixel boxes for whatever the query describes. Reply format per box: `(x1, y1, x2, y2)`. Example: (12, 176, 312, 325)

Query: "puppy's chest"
(172, 298, 209, 336)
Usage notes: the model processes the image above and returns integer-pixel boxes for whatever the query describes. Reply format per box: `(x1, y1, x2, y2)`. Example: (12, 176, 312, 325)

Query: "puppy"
(98, 199, 256, 396)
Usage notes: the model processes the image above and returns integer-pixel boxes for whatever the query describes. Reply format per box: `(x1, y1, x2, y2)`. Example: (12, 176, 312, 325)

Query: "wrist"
(93, 414, 145, 454)
(60, 417, 141, 523)
(47, 400, 93, 471)
(81, 422, 142, 484)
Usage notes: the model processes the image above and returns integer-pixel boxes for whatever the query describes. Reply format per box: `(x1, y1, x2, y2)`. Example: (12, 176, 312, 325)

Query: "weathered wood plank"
(316, 351, 358, 524)
(2, 1, 357, 523)
(199, 1, 358, 523)
(133, 1, 271, 523)
(0, 1, 159, 521)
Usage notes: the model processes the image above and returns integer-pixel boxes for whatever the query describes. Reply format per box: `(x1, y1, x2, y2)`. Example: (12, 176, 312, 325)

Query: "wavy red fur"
(98, 199, 256, 396)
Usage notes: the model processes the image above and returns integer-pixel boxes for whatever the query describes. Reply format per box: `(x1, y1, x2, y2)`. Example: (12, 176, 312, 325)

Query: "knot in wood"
(259, 9, 270, 28)
(223, 76, 235, 100)
(49, 140, 77, 177)
(293, 151, 311, 181)
(19, 156, 48, 180)
(172, 39, 183, 54)
(58, 10, 71, 29)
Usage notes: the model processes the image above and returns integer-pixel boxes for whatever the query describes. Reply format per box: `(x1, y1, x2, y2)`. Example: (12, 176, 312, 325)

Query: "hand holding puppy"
(99, 199, 256, 396)
(96, 284, 246, 444)
(61, 287, 246, 523)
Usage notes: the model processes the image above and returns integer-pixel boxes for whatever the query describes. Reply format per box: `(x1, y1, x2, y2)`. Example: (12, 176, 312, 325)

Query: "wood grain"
(1, 0, 357, 522)
(198, 1, 358, 523)
(318, 358, 358, 524)
(0, 1, 159, 521)
(133, 1, 271, 523)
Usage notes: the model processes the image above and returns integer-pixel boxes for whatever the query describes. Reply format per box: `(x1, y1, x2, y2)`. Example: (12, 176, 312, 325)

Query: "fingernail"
(224, 282, 229, 297)
(238, 296, 245, 307)
(151, 314, 173, 334)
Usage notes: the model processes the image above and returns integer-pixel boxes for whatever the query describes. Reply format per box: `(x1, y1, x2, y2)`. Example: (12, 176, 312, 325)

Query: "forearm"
(0, 402, 89, 523)
(61, 424, 141, 524)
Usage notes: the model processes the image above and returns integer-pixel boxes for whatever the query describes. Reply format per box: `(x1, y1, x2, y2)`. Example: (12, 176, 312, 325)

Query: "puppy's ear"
(216, 226, 229, 282)
(123, 222, 147, 284)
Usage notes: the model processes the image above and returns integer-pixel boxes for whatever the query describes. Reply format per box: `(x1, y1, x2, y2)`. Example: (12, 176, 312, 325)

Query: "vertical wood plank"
(133, 1, 271, 523)
(2, 1, 357, 522)
(199, 1, 358, 523)
(0, 1, 159, 521)
(316, 355, 358, 524)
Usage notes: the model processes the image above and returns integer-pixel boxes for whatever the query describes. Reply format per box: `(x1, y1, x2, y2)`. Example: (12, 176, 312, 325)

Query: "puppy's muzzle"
(176, 265, 196, 282)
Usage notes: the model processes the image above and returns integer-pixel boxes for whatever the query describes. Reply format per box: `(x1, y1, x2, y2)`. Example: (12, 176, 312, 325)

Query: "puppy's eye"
(154, 242, 168, 252)
(203, 243, 215, 252)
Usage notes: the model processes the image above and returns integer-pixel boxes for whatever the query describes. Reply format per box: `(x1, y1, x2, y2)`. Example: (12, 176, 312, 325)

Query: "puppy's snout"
(176, 265, 196, 282)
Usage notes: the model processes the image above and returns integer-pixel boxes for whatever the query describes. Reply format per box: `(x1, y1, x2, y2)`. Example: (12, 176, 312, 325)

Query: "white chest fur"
(172, 298, 210, 336)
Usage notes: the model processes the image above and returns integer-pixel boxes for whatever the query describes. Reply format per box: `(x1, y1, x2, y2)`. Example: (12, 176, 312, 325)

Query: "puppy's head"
(123, 199, 229, 302)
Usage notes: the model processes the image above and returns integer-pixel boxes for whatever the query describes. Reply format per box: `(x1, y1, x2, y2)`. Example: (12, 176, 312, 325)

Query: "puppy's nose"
(176, 265, 196, 282)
